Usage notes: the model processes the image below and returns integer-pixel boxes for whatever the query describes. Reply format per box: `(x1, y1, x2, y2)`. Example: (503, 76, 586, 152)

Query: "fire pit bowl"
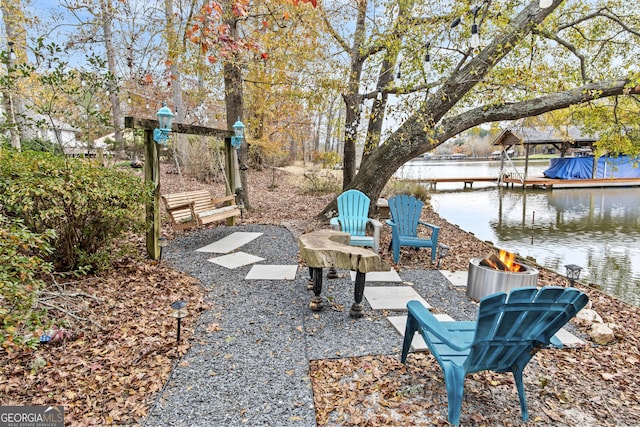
(466, 257, 539, 301)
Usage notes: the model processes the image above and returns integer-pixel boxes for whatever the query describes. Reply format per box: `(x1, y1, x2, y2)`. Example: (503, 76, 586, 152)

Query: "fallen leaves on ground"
(0, 258, 205, 426)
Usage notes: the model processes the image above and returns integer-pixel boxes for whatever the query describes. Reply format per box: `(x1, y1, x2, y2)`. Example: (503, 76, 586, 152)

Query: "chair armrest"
(367, 218, 382, 229)
(329, 217, 340, 231)
(210, 194, 237, 205)
(367, 218, 382, 252)
(407, 300, 470, 352)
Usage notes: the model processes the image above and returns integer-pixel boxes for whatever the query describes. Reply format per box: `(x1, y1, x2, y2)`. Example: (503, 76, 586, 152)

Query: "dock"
(403, 177, 498, 189)
(402, 176, 640, 190)
(502, 176, 640, 189)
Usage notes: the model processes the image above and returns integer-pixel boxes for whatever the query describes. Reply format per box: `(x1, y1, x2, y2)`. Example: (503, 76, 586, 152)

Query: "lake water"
(395, 158, 640, 306)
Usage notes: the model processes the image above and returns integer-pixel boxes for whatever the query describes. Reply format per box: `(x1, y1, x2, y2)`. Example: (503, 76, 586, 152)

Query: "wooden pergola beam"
(124, 117, 233, 138)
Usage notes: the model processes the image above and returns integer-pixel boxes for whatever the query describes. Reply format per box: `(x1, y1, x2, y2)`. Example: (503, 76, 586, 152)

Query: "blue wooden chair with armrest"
(386, 194, 440, 263)
(401, 286, 589, 426)
(330, 189, 381, 253)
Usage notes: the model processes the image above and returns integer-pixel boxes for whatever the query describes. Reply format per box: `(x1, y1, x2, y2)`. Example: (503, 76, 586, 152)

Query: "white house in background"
(24, 114, 80, 151)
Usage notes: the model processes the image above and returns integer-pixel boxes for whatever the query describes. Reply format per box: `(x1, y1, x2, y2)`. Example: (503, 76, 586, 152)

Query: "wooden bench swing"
(161, 190, 240, 230)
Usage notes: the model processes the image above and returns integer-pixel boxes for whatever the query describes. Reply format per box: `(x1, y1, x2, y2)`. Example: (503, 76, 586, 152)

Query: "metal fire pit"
(466, 257, 539, 301)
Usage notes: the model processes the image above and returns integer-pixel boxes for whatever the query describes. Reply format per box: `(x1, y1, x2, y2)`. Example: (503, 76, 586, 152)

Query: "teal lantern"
(153, 102, 175, 145)
(231, 118, 245, 149)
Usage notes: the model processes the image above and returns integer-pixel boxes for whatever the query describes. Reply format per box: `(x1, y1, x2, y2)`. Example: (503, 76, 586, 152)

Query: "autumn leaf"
(206, 322, 221, 332)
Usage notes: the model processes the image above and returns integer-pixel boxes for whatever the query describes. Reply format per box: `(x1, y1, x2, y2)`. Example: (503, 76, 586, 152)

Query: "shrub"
(176, 136, 225, 183)
(0, 214, 55, 351)
(301, 171, 341, 195)
(249, 142, 291, 170)
(21, 137, 64, 155)
(383, 179, 432, 206)
(311, 151, 341, 169)
(0, 148, 148, 271)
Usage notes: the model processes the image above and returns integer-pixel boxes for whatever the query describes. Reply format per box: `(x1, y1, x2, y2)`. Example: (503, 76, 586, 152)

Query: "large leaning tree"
(318, 0, 640, 217)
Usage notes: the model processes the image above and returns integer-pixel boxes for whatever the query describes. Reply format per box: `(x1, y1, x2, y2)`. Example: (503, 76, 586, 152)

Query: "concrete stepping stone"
(440, 270, 469, 287)
(196, 232, 263, 254)
(387, 314, 455, 352)
(350, 269, 402, 283)
(245, 265, 298, 280)
(208, 252, 264, 269)
(363, 286, 432, 311)
(553, 327, 587, 348)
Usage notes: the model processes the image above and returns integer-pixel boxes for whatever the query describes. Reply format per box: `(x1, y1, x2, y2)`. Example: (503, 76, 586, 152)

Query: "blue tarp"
(543, 156, 640, 179)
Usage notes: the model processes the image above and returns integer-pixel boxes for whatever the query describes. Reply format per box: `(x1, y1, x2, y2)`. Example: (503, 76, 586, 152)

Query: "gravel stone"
(143, 224, 478, 427)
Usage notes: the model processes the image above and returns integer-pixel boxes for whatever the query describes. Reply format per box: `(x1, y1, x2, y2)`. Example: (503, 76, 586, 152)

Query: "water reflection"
(430, 185, 640, 306)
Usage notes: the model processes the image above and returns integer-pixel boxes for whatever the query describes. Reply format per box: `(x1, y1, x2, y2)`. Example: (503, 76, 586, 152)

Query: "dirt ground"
(1, 161, 638, 426)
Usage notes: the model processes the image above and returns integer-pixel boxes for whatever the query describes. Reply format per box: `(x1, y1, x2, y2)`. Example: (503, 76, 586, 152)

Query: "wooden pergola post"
(125, 117, 233, 260)
(144, 128, 161, 259)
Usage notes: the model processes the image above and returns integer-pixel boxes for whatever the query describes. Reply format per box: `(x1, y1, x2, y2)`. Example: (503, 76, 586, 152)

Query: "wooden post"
(224, 137, 236, 197)
(224, 137, 237, 225)
(144, 129, 161, 260)
(524, 143, 530, 180)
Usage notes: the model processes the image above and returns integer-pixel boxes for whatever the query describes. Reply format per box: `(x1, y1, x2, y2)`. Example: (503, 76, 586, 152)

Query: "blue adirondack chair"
(330, 189, 381, 252)
(386, 194, 440, 263)
(401, 286, 589, 426)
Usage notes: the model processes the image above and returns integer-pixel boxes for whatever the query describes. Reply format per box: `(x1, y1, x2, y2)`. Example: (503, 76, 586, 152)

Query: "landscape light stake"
(437, 243, 450, 269)
(158, 237, 168, 263)
(170, 300, 188, 343)
(564, 264, 583, 286)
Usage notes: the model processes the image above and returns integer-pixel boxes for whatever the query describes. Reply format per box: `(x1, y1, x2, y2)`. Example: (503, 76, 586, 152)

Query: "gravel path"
(143, 224, 478, 427)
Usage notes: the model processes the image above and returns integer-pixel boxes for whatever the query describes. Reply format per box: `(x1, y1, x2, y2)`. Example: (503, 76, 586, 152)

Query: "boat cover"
(544, 156, 640, 179)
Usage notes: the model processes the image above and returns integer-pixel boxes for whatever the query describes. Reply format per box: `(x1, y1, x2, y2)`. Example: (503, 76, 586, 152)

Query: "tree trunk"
(100, 0, 125, 156)
(340, 0, 368, 189)
(360, 0, 411, 168)
(1, 0, 27, 150)
(360, 55, 394, 168)
(323, 98, 336, 152)
(223, 0, 249, 209)
(342, 93, 360, 188)
(163, 0, 186, 165)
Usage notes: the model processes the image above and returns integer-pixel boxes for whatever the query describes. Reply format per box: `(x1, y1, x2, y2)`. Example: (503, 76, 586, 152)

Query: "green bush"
(0, 148, 148, 271)
(0, 214, 55, 351)
(21, 137, 64, 155)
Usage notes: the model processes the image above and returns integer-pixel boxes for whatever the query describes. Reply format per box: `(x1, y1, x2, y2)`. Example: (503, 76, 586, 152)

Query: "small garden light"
(158, 236, 168, 262)
(153, 102, 175, 145)
(470, 4, 484, 50)
(8, 41, 16, 61)
(170, 300, 188, 343)
(437, 243, 450, 269)
(564, 264, 583, 286)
